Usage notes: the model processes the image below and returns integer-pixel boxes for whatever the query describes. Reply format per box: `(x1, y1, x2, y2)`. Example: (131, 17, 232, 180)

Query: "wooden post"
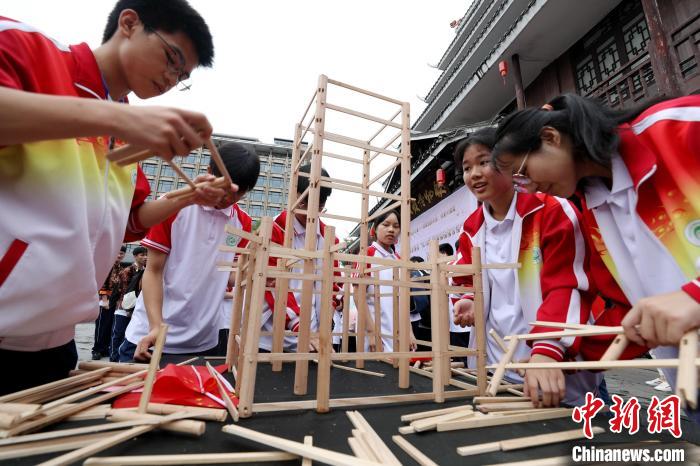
(676, 330, 698, 409)
(294, 74, 328, 395)
(356, 148, 371, 368)
(640, 0, 683, 96)
(438, 268, 451, 386)
(428, 241, 444, 403)
(235, 243, 257, 394)
(272, 123, 304, 371)
(226, 253, 247, 370)
(341, 265, 351, 356)
(316, 226, 336, 413)
(237, 217, 273, 418)
(511, 54, 526, 110)
(373, 270, 383, 352)
(392, 267, 400, 365)
(471, 246, 487, 395)
(397, 101, 411, 389)
(137, 323, 168, 413)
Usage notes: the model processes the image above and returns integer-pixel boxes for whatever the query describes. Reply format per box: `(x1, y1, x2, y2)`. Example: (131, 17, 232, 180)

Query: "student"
(491, 94, 700, 383)
(259, 164, 342, 352)
(0, 0, 228, 393)
(452, 127, 600, 407)
(109, 246, 148, 362)
(94, 246, 128, 360)
(355, 210, 417, 352)
(121, 142, 259, 361)
(409, 256, 430, 343)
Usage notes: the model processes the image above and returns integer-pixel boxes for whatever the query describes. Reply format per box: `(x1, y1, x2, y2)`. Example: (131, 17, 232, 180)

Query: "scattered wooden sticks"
(436, 408, 574, 432)
(138, 323, 168, 413)
(456, 427, 605, 456)
(392, 435, 438, 466)
(83, 452, 299, 465)
(205, 362, 239, 422)
(346, 411, 401, 465)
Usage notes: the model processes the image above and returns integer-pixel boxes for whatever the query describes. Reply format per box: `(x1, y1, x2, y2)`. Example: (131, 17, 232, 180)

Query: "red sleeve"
(450, 230, 475, 304)
(235, 205, 252, 249)
(0, 18, 45, 91)
(331, 236, 343, 310)
(528, 197, 591, 361)
(140, 210, 177, 254)
(124, 166, 151, 242)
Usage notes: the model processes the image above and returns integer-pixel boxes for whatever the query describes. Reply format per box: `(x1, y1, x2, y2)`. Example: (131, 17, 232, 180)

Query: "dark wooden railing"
(585, 53, 657, 109)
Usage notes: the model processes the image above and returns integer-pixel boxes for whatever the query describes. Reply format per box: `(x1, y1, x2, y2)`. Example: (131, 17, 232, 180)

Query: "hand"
(134, 329, 159, 362)
(453, 299, 475, 327)
(522, 354, 565, 408)
(186, 174, 238, 208)
(409, 332, 417, 351)
(622, 290, 700, 347)
(309, 337, 320, 353)
(113, 105, 213, 160)
(366, 328, 376, 352)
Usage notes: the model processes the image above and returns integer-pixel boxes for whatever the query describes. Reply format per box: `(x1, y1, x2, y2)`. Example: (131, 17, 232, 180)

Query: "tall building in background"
(141, 133, 303, 223)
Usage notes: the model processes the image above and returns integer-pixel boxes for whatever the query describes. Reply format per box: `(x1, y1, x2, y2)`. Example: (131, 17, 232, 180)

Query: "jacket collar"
(463, 192, 544, 237)
(616, 125, 657, 190)
(70, 43, 107, 100)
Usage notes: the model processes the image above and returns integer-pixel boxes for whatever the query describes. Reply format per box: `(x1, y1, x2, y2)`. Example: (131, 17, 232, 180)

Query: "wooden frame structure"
(222, 76, 520, 418)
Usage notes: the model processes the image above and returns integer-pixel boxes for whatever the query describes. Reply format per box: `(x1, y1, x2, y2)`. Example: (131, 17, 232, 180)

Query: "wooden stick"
(140, 403, 227, 422)
(487, 337, 519, 396)
(392, 436, 438, 466)
(471, 246, 487, 396)
(167, 160, 197, 190)
(77, 361, 149, 373)
(205, 139, 234, 187)
(504, 326, 625, 341)
(473, 396, 530, 404)
(106, 144, 147, 162)
(107, 410, 204, 436)
(327, 77, 404, 105)
(346, 411, 400, 466)
(0, 367, 111, 404)
(0, 403, 39, 415)
(36, 411, 194, 466)
(398, 425, 415, 434)
(205, 362, 239, 422)
(138, 323, 168, 413)
(348, 437, 373, 461)
(401, 404, 473, 422)
(84, 452, 299, 465)
(477, 402, 537, 413)
(0, 432, 112, 461)
(489, 329, 508, 353)
(437, 408, 574, 432)
(302, 436, 313, 466)
(222, 424, 382, 466)
(331, 363, 385, 378)
(677, 330, 698, 409)
(325, 103, 402, 129)
(488, 358, 698, 370)
(316, 226, 335, 413)
(599, 334, 630, 361)
(411, 409, 476, 432)
(457, 427, 605, 456)
(114, 150, 153, 166)
(63, 404, 112, 421)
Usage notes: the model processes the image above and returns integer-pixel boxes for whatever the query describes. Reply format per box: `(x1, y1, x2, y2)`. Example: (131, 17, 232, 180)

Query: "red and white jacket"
(452, 192, 594, 362)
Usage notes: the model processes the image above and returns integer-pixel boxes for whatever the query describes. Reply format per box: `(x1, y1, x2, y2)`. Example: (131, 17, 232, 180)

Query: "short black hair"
(102, 0, 214, 67)
(410, 256, 425, 263)
(438, 243, 454, 256)
(211, 142, 260, 194)
(120, 245, 127, 252)
(297, 164, 332, 205)
(132, 246, 148, 256)
(453, 127, 497, 168)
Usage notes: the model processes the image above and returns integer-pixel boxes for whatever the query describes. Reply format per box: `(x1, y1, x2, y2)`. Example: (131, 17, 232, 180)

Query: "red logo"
(647, 395, 682, 438)
(572, 392, 605, 439)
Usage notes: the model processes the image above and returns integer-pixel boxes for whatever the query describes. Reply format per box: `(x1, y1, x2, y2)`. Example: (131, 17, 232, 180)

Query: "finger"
(654, 311, 669, 346)
(173, 116, 203, 154)
(557, 372, 566, 400)
(639, 307, 659, 347)
(539, 377, 553, 407)
(622, 306, 646, 346)
(185, 111, 213, 139)
(527, 374, 541, 408)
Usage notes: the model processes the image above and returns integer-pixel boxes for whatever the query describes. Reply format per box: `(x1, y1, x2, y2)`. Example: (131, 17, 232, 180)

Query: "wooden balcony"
(585, 53, 658, 109)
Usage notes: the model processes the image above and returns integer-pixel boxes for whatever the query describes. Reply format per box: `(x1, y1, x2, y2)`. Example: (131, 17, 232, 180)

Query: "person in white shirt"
(120, 142, 258, 361)
(355, 210, 417, 352)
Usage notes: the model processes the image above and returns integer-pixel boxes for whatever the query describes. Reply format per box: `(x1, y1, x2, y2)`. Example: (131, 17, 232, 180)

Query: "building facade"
(140, 133, 299, 224)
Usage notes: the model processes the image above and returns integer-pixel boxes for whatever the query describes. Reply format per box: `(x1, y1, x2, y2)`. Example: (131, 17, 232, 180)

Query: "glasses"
(152, 30, 192, 91)
(512, 151, 534, 193)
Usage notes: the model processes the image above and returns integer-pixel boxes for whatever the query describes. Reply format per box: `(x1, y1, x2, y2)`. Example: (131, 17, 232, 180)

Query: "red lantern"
(436, 168, 446, 186)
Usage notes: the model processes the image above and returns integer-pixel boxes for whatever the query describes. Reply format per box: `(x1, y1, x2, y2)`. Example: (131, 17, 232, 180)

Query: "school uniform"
(453, 192, 600, 406)
(360, 241, 401, 352)
(258, 211, 341, 352)
(579, 95, 700, 387)
(121, 204, 251, 359)
(0, 18, 149, 392)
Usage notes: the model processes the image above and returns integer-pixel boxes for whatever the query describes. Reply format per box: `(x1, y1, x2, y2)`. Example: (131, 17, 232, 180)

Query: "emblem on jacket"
(685, 220, 700, 247)
(532, 247, 542, 264)
(226, 234, 241, 247)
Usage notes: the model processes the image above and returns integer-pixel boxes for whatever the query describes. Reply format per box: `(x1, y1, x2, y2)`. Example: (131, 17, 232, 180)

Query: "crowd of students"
(0, 0, 698, 414)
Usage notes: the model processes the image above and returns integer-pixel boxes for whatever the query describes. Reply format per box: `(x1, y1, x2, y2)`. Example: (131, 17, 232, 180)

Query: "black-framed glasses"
(152, 30, 192, 91)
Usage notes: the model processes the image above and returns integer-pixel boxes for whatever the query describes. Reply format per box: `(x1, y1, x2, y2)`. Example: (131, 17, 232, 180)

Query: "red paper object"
(113, 363, 238, 409)
(410, 356, 432, 364)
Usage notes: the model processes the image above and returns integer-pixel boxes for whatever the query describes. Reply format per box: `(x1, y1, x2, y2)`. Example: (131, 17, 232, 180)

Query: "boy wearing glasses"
(0, 0, 228, 394)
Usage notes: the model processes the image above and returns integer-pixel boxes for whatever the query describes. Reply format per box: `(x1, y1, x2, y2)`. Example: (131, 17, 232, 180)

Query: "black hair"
(438, 243, 454, 256)
(211, 142, 260, 194)
(132, 246, 147, 256)
(410, 256, 425, 263)
(102, 0, 214, 67)
(297, 164, 332, 205)
(492, 94, 664, 168)
(453, 127, 497, 167)
(371, 209, 400, 233)
(120, 245, 127, 252)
